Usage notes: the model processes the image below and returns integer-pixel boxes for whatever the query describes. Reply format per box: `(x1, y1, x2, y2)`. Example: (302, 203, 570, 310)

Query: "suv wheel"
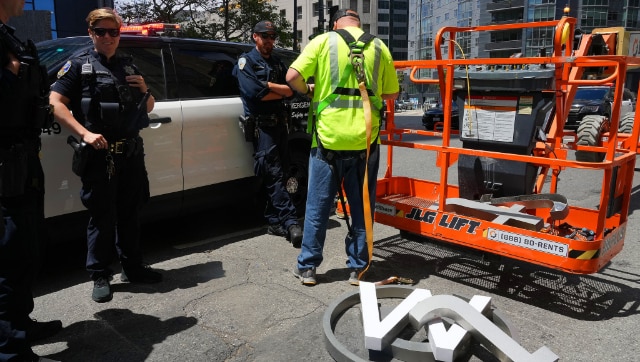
(575, 114, 607, 162)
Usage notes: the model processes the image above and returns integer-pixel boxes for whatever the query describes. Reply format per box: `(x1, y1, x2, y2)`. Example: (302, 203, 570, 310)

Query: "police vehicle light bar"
(120, 23, 182, 37)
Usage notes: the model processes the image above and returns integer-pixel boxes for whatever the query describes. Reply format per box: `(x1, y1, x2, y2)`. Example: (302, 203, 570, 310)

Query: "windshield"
(575, 87, 609, 100)
(36, 37, 93, 71)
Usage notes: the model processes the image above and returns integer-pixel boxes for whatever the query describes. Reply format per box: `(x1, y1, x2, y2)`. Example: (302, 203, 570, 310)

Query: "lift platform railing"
(376, 16, 640, 274)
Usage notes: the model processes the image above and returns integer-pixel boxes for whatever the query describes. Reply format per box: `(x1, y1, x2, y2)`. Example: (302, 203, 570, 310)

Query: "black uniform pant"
(80, 147, 150, 280)
(253, 123, 298, 229)
(0, 147, 44, 361)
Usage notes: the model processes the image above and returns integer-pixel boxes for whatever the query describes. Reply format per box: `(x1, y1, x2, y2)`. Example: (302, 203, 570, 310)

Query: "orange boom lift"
(373, 15, 640, 274)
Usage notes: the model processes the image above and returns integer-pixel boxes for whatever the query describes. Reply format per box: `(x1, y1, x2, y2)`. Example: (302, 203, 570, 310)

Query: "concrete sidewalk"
(31, 212, 410, 361)
(29, 120, 640, 361)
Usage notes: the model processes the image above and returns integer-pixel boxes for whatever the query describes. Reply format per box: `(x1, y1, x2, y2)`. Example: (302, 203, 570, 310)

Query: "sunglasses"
(91, 27, 121, 37)
(259, 33, 277, 40)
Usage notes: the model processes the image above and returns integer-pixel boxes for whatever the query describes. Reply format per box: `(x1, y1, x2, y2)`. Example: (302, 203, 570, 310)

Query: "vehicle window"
(575, 88, 608, 100)
(37, 38, 93, 84)
(274, 50, 297, 67)
(118, 47, 166, 101)
(172, 47, 240, 99)
(37, 38, 92, 70)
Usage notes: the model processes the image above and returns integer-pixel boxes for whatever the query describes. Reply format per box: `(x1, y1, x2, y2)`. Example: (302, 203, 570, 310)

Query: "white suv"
(37, 36, 311, 242)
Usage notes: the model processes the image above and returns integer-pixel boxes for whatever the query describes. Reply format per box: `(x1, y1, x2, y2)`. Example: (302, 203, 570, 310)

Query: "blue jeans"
(297, 145, 379, 271)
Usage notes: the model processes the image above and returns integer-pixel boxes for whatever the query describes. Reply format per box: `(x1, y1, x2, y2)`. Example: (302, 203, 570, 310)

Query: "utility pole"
(318, 0, 325, 34)
(389, 0, 394, 57)
(293, 0, 298, 51)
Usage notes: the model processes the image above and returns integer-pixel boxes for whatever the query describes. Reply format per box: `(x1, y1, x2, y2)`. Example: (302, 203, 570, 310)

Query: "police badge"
(238, 57, 247, 70)
(123, 65, 135, 75)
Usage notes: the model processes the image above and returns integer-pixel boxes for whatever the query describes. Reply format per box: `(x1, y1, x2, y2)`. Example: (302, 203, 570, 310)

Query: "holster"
(239, 115, 256, 142)
(67, 135, 90, 177)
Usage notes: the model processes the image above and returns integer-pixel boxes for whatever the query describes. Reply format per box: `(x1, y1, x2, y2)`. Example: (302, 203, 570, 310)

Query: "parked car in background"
(422, 101, 460, 131)
(36, 35, 311, 242)
(423, 99, 438, 110)
(395, 99, 414, 112)
(566, 85, 635, 130)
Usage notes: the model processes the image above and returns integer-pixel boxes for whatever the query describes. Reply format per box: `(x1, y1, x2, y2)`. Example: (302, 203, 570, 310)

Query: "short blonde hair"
(86, 7, 122, 29)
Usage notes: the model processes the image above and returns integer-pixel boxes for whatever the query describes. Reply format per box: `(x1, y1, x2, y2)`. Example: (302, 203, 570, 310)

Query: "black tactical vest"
(0, 22, 52, 137)
(79, 52, 147, 137)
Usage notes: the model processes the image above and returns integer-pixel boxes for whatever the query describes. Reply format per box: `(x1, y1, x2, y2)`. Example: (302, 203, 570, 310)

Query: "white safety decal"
(487, 228, 568, 257)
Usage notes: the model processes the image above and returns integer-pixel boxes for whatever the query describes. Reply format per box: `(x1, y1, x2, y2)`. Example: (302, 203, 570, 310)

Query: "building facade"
(11, 0, 114, 42)
(277, 0, 409, 59)
(405, 0, 640, 96)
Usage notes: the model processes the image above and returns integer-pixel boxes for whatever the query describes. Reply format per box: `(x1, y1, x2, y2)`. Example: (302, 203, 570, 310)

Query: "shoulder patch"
(238, 57, 247, 70)
(57, 61, 72, 79)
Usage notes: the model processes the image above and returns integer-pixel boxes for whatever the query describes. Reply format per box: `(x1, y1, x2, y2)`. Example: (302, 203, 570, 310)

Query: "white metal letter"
(359, 281, 432, 351)
(428, 295, 492, 361)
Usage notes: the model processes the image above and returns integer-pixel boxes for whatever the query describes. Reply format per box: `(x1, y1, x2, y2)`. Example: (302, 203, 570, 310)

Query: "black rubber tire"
(575, 114, 606, 162)
(286, 144, 309, 217)
(618, 112, 635, 134)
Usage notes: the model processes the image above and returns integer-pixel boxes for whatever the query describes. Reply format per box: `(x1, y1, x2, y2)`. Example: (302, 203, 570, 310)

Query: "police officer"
(1, 1, 62, 360)
(49, 8, 161, 304)
(233, 20, 303, 247)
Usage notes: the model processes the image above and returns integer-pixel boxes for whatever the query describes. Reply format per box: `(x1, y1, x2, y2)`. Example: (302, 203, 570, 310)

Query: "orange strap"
(358, 81, 374, 281)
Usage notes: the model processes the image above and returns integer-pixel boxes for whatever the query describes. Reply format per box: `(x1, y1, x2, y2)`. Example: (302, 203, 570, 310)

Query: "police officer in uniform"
(233, 20, 303, 247)
(1, 0, 62, 360)
(49, 8, 161, 304)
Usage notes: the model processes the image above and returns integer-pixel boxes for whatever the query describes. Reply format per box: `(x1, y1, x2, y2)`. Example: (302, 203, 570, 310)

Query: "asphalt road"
(31, 109, 640, 361)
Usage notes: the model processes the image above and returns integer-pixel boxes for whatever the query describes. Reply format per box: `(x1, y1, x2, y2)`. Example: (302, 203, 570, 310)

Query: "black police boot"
(92, 276, 113, 303)
(267, 224, 288, 237)
(121, 264, 162, 283)
(288, 224, 303, 248)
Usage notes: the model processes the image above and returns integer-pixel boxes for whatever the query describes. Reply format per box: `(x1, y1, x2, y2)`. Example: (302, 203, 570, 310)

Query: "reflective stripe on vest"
(319, 32, 384, 113)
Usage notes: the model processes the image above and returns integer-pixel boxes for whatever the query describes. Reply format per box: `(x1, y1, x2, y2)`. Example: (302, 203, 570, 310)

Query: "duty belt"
(254, 113, 287, 127)
(0, 138, 41, 152)
(109, 137, 141, 157)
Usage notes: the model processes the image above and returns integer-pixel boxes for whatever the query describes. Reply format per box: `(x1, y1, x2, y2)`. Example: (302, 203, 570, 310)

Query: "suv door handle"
(150, 117, 172, 124)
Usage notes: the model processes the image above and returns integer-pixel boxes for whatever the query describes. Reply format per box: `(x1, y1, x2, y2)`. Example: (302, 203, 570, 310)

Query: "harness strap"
(314, 30, 382, 119)
(334, 87, 375, 97)
(358, 80, 374, 282)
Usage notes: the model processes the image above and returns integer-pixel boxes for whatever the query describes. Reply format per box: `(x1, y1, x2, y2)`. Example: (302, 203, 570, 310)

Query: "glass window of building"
(23, 0, 57, 38)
